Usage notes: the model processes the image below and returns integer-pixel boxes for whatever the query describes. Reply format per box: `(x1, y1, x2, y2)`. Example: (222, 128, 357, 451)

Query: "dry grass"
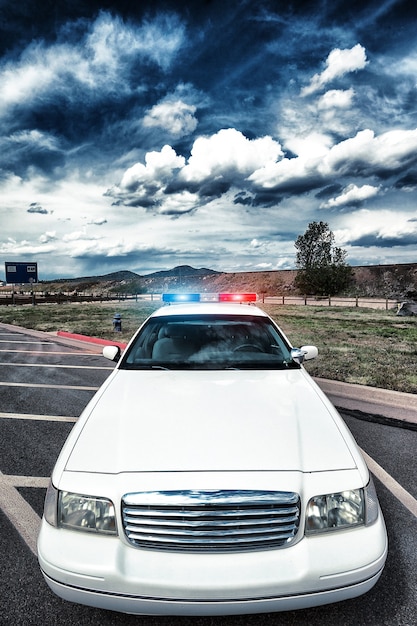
(1, 301, 416, 393)
(262, 304, 417, 393)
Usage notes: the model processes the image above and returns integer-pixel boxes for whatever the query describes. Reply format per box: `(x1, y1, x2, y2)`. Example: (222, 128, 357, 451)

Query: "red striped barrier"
(57, 331, 127, 350)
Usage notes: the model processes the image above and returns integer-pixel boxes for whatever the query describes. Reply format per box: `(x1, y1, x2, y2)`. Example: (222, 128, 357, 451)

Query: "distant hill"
(54, 270, 141, 284)
(148, 265, 220, 278)
(33, 262, 417, 299)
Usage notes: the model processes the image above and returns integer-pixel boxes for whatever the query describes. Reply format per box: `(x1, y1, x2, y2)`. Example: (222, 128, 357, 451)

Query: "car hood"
(65, 369, 357, 474)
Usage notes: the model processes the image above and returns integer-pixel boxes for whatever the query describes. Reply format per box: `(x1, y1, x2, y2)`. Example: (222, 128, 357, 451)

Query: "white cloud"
(119, 145, 185, 190)
(322, 184, 381, 208)
(180, 129, 283, 183)
(86, 11, 185, 72)
(157, 191, 201, 215)
(336, 208, 417, 245)
(317, 88, 355, 110)
(107, 130, 283, 213)
(9, 129, 61, 151)
(285, 132, 333, 158)
(302, 44, 368, 95)
(0, 238, 57, 255)
(143, 100, 198, 137)
(321, 128, 417, 174)
(249, 153, 321, 189)
(39, 231, 57, 243)
(0, 12, 186, 116)
(62, 230, 94, 242)
(251, 128, 417, 190)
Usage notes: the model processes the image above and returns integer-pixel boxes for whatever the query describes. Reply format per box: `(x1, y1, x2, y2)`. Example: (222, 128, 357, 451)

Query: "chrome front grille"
(121, 490, 300, 552)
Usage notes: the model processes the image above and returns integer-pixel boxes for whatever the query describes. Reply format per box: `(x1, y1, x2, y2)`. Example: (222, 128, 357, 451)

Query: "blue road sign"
(5, 262, 38, 284)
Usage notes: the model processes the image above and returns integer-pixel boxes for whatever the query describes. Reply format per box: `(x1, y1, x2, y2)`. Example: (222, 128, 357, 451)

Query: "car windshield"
(121, 314, 298, 370)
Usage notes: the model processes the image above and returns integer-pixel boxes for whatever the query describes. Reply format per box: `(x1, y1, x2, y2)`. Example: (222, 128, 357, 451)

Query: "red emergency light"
(218, 293, 257, 302)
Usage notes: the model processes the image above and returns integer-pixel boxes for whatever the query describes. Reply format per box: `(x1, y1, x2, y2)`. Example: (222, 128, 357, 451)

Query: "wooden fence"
(0, 291, 399, 311)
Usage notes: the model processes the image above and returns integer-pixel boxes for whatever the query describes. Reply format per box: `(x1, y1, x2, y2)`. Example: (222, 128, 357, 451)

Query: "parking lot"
(0, 322, 416, 625)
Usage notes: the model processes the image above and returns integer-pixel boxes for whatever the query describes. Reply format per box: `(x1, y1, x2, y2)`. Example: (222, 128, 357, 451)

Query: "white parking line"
(0, 349, 97, 355)
(361, 449, 417, 518)
(0, 412, 77, 422)
(0, 471, 42, 557)
(0, 362, 112, 370)
(0, 381, 99, 391)
(2, 475, 49, 488)
(0, 340, 52, 344)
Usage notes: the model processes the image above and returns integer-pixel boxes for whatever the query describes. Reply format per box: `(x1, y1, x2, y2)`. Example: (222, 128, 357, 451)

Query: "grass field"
(1, 301, 416, 394)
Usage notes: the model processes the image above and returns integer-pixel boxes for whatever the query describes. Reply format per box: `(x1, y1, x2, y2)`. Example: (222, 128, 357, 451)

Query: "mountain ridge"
(31, 262, 417, 299)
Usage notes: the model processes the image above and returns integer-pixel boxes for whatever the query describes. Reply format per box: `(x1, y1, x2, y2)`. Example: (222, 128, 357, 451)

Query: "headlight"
(43, 483, 117, 534)
(58, 491, 117, 534)
(305, 479, 379, 535)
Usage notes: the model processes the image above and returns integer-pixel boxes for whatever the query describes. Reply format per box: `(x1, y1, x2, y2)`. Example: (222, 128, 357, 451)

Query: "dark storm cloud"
(165, 178, 231, 199)
(233, 191, 284, 208)
(0, 8, 188, 154)
(394, 172, 417, 190)
(27, 202, 49, 215)
(0, 131, 65, 177)
(315, 184, 343, 200)
(349, 232, 417, 248)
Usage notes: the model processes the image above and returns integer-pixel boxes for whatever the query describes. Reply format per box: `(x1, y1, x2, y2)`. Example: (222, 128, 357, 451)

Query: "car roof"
(149, 302, 269, 318)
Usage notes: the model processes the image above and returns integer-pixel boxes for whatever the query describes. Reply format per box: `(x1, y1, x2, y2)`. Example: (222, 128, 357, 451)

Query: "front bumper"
(38, 515, 387, 616)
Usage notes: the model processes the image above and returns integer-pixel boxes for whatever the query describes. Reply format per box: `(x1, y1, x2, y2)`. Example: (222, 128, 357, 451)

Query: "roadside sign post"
(4, 262, 39, 305)
(5, 262, 38, 284)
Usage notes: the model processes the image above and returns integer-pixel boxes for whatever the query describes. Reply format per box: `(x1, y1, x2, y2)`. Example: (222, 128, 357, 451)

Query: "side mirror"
(103, 345, 121, 362)
(291, 345, 318, 364)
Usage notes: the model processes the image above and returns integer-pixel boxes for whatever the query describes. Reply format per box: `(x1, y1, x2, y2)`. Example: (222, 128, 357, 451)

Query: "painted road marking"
(361, 449, 417, 518)
(0, 381, 99, 391)
(0, 412, 77, 422)
(0, 471, 42, 556)
(0, 340, 53, 344)
(2, 475, 49, 488)
(0, 362, 112, 370)
(0, 349, 98, 355)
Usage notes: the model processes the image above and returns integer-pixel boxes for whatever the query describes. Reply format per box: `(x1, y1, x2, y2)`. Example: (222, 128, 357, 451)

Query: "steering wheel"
(233, 344, 263, 352)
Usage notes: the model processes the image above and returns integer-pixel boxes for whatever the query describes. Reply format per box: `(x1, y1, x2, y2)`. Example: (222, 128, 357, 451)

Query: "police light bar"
(162, 293, 201, 303)
(218, 293, 257, 302)
(161, 293, 257, 304)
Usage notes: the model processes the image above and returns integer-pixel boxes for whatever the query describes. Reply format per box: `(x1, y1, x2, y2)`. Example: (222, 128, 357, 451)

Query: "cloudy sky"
(1, 0, 417, 280)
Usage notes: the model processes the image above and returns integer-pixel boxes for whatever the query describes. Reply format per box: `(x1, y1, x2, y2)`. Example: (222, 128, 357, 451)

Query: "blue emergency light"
(162, 293, 201, 303)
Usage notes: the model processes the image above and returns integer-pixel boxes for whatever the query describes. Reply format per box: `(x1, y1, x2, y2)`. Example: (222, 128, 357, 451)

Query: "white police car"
(38, 293, 387, 616)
